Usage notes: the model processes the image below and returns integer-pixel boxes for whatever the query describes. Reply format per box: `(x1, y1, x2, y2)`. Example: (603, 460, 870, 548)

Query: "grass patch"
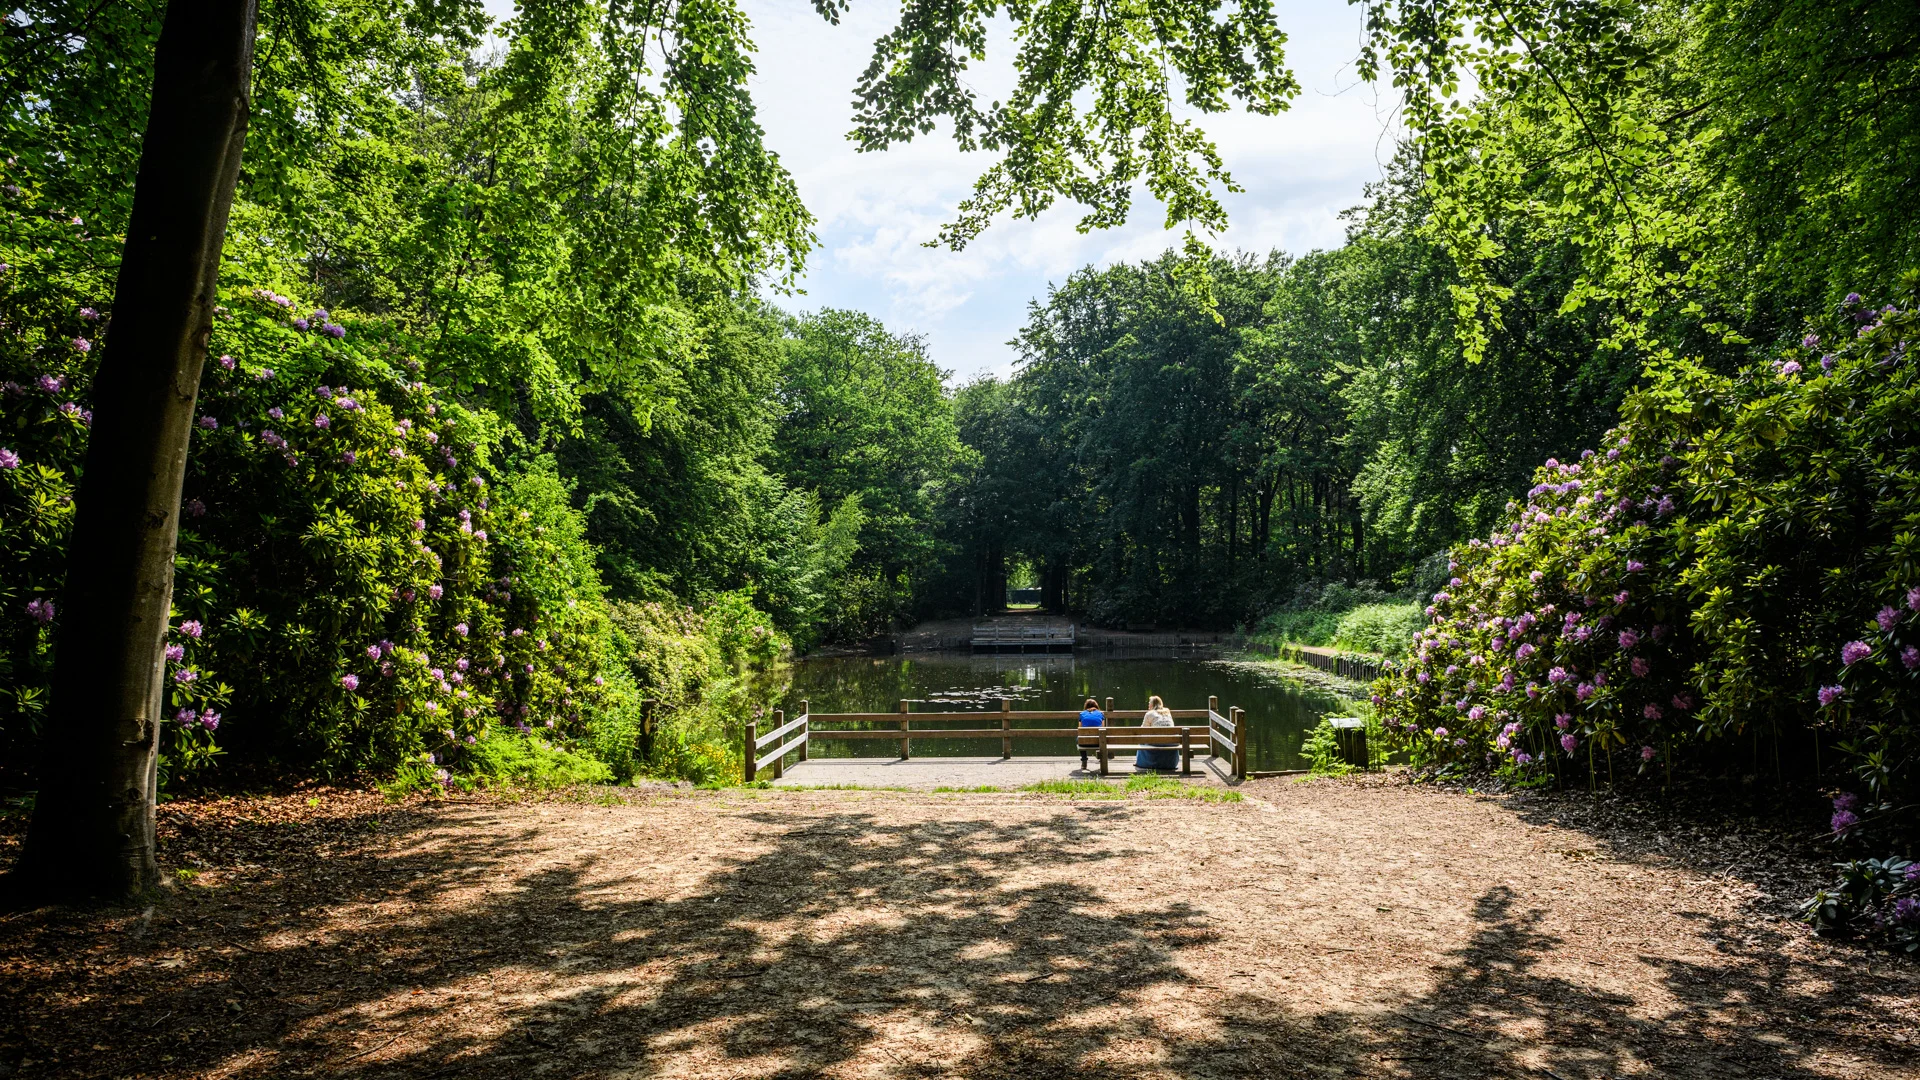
(782, 783, 914, 792)
(1124, 773, 1245, 802)
(1123, 773, 1183, 794)
(934, 785, 1004, 793)
(1022, 779, 1124, 798)
(1171, 787, 1243, 803)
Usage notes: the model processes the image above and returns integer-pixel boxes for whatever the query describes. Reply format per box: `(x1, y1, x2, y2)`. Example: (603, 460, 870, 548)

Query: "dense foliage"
(0, 0, 989, 795)
(937, 186, 1635, 627)
(1358, 0, 1920, 362)
(0, 0, 815, 792)
(6, 0, 1920, 864)
(1370, 284, 1920, 831)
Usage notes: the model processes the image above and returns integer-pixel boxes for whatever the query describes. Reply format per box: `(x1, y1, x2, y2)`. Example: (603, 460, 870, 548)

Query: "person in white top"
(1135, 695, 1179, 771)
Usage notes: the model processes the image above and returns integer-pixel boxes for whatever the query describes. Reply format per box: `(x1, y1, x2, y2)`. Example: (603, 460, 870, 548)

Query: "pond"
(770, 653, 1359, 773)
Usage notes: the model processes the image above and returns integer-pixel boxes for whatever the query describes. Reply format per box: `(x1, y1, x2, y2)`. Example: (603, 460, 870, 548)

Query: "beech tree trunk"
(18, 0, 257, 902)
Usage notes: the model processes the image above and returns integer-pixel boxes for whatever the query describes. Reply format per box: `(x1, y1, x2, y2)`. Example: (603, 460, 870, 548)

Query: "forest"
(1, 0, 1918, 929)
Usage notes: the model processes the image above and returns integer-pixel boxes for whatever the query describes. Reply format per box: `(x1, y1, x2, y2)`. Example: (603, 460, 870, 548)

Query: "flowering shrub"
(0, 185, 651, 788)
(0, 177, 122, 772)
(1371, 276, 1920, 827)
(1797, 857, 1920, 954)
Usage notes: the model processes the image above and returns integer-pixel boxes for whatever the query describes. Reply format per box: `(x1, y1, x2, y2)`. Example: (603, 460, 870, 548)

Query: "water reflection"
(770, 654, 1357, 773)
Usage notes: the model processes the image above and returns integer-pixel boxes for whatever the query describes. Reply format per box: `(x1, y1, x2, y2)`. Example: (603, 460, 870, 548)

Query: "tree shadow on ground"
(1, 796, 1914, 1079)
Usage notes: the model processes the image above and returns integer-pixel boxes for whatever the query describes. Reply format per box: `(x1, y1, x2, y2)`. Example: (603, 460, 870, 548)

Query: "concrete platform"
(766, 754, 1236, 789)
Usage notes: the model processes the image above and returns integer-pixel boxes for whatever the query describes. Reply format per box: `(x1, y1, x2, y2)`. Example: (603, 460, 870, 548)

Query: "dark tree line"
(932, 166, 1639, 628)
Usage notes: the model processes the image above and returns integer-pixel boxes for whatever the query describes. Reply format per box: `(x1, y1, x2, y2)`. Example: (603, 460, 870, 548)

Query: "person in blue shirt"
(1077, 697, 1104, 771)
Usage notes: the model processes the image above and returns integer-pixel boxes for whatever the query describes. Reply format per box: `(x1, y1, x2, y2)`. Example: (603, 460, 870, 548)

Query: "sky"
(484, 1, 1402, 381)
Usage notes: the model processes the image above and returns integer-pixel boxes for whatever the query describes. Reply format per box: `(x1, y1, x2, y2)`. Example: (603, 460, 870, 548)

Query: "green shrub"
(605, 594, 789, 785)
(609, 601, 722, 709)
(1301, 710, 1386, 775)
(1256, 608, 1343, 647)
(1797, 857, 1919, 953)
(1255, 581, 1414, 653)
(1372, 278, 1920, 826)
(463, 728, 614, 789)
(701, 588, 788, 669)
(0, 188, 634, 791)
(1331, 604, 1426, 657)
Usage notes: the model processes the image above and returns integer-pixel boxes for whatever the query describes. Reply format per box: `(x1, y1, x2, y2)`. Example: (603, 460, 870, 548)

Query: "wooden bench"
(1076, 725, 1197, 775)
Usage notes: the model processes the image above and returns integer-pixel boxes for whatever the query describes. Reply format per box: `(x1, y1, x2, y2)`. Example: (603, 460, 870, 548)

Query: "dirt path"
(3, 779, 1916, 1079)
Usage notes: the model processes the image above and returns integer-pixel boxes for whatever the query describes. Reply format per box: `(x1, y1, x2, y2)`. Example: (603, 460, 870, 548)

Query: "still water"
(774, 654, 1358, 773)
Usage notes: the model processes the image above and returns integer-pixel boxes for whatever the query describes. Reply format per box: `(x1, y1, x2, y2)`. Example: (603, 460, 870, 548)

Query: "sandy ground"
(2, 778, 1917, 1080)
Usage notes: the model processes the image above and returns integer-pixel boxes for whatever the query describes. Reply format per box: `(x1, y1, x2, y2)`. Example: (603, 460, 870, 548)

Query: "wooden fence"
(744, 695, 1249, 782)
(970, 625, 1076, 653)
(1272, 644, 1389, 684)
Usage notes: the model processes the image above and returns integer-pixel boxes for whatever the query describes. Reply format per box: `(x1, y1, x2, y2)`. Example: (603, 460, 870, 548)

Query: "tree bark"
(18, 0, 257, 902)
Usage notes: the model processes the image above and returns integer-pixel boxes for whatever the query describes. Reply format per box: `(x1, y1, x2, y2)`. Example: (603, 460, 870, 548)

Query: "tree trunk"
(985, 542, 1006, 613)
(1256, 478, 1274, 558)
(18, 0, 257, 902)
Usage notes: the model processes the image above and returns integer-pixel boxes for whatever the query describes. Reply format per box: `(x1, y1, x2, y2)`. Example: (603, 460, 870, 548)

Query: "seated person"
(1077, 697, 1104, 771)
(1134, 695, 1180, 772)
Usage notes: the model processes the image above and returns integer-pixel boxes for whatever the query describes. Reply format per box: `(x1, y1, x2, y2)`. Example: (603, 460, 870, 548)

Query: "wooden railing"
(746, 701, 812, 781)
(970, 625, 1076, 653)
(1278, 643, 1389, 684)
(744, 695, 1248, 782)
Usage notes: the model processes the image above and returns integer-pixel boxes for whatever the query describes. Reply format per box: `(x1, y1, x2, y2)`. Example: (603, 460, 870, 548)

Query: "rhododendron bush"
(1372, 276, 1920, 833)
(0, 196, 653, 788)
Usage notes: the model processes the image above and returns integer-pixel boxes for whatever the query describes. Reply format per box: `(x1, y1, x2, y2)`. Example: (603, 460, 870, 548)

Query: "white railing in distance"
(755, 712, 808, 751)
